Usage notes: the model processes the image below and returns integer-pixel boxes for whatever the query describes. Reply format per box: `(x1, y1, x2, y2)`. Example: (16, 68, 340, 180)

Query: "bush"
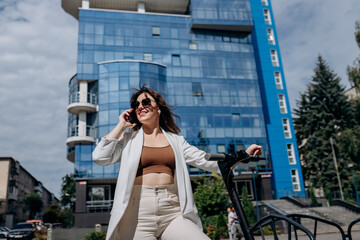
(204, 214, 228, 240)
(83, 231, 106, 240)
(325, 186, 333, 206)
(34, 228, 47, 240)
(241, 187, 256, 226)
(253, 225, 281, 236)
(310, 186, 317, 205)
(60, 208, 74, 227)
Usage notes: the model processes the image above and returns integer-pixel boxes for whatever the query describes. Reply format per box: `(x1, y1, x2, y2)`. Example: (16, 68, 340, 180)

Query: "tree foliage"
(347, 21, 360, 94)
(60, 208, 74, 227)
(241, 187, 256, 226)
(61, 173, 75, 207)
(193, 175, 229, 238)
(83, 231, 106, 240)
(22, 193, 43, 219)
(43, 204, 61, 223)
(193, 176, 229, 218)
(293, 56, 354, 194)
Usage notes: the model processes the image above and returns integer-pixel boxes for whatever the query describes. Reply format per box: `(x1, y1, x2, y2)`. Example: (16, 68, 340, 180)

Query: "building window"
(144, 53, 152, 61)
(282, 118, 291, 138)
(274, 71, 283, 89)
(267, 28, 275, 45)
(287, 143, 296, 164)
(172, 54, 181, 66)
(152, 26, 160, 37)
(189, 41, 197, 50)
(263, 9, 272, 25)
(217, 144, 226, 153)
(261, 0, 269, 5)
(291, 169, 301, 191)
(232, 113, 240, 126)
(87, 186, 111, 206)
(192, 82, 203, 96)
(278, 94, 287, 114)
(270, 49, 279, 67)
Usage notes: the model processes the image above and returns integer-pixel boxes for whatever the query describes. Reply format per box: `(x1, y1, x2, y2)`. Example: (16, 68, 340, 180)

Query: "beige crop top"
(136, 145, 176, 177)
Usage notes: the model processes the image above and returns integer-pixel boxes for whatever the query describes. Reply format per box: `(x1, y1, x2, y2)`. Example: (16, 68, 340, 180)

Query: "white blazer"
(92, 128, 220, 240)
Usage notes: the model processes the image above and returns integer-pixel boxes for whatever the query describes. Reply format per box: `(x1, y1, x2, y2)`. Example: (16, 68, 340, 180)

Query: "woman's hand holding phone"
(119, 108, 137, 129)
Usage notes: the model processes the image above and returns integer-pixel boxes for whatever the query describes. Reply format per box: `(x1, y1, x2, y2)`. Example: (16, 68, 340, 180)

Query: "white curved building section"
(62, 0, 190, 19)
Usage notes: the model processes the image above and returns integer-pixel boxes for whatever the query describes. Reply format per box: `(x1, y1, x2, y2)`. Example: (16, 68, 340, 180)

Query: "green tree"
(347, 21, 360, 92)
(193, 175, 229, 238)
(22, 193, 43, 219)
(60, 208, 74, 227)
(293, 56, 354, 195)
(193, 176, 229, 219)
(241, 187, 256, 226)
(61, 174, 75, 208)
(43, 204, 61, 223)
(0, 213, 5, 226)
(83, 231, 106, 240)
(347, 21, 360, 127)
(309, 185, 317, 205)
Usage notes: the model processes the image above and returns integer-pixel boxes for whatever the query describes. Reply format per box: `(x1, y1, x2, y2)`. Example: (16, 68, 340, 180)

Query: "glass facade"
(65, 0, 305, 202)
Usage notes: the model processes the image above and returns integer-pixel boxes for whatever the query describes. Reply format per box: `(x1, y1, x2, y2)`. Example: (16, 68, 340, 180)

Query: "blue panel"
(191, 0, 253, 28)
(69, 1, 305, 199)
(249, 0, 305, 198)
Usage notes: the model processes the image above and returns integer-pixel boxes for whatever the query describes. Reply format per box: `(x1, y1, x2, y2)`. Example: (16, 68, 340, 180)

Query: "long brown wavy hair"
(130, 86, 180, 134)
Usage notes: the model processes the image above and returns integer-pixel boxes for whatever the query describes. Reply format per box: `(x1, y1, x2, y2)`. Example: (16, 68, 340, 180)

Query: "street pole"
(330, 137, 344, 200)
(251, 168, 260, 221)
(349, 164, 360, 206)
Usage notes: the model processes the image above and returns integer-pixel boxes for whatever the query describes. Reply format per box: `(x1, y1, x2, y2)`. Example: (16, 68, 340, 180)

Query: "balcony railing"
(68, 125, 97, 139)
(66, 125, 97, 147)
(8, 187, 18, 201)
(69, 92, 97, 105)
(86, 200, 113, 213)
(67, 92, 98, 115)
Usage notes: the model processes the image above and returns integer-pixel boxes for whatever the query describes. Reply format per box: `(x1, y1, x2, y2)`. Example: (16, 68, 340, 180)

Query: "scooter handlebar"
(205, 152, 266, 163)
(204, 153, 226, 161)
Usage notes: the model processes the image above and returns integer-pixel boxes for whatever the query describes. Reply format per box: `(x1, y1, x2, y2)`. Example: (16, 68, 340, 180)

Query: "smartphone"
(127, 110, 137, 124)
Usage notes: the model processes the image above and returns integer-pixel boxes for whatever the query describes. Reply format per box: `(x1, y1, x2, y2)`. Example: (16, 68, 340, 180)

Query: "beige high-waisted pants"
(115, 184, 210, 240)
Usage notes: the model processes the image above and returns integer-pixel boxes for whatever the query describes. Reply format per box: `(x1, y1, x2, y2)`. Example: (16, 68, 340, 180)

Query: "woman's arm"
(92, 108, 136, 166)
(182, 137, 262, 173)
(182, 137, 220, 173)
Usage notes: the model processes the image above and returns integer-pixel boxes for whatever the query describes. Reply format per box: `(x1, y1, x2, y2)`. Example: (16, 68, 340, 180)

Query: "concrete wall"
(0, 160, 9, 214)
(52, 228, 96, 240)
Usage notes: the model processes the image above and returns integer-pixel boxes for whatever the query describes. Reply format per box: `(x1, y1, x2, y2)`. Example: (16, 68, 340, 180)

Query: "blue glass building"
(62, 0, 305, 227)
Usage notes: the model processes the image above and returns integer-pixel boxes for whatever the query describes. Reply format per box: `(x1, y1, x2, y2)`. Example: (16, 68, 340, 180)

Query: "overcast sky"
(0, 0, 359, 198)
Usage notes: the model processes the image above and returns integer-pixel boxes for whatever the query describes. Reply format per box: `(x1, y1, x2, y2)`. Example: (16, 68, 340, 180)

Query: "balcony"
(66, 125, 97, 147)
(67, 146, 75, 163)
(86, 200, 113, 213)
(8, 187, 18, 201)
(67, 92, 97, 115)
(34, 185, 43, 194)
(62, 0, 190, 19)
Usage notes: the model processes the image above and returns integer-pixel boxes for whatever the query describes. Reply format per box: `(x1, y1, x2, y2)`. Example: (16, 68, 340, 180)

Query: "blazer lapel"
(163, 130, 187, 210)
(127, 128, 143, 183)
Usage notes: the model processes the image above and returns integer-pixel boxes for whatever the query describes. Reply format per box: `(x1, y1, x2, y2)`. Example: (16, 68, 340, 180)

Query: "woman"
(92, 87, 261, 240)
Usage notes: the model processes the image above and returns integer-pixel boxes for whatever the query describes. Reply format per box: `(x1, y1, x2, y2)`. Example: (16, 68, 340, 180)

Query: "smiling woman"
(92, 86, 262, 240)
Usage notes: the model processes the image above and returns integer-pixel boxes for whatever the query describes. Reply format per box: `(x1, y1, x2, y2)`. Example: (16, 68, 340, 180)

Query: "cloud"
(1, 0, 359, 198)
(0, 0, 78, 197)
(271, 0, 360, 112)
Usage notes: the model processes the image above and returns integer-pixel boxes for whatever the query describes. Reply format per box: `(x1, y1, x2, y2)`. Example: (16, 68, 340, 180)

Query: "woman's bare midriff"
(134, 172, 174, 185)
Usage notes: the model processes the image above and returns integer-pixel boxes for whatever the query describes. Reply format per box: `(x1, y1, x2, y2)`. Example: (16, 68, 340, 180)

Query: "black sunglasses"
(135, 98, 155, 109)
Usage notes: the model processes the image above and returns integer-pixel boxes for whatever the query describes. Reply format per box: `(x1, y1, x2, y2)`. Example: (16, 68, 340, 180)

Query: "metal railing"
(86, 200, 113, 213)
(68, 92, 97, 105)
(68, 125, 97, 138)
